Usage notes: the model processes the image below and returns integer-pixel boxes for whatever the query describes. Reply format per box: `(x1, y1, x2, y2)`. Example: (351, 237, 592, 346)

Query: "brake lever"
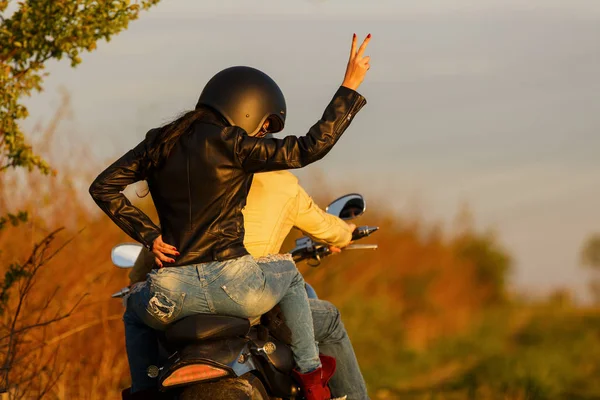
(345, 244, 378, 250)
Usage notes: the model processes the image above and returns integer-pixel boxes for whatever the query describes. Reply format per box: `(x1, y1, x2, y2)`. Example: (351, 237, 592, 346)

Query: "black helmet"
(196, 66, 286, 137)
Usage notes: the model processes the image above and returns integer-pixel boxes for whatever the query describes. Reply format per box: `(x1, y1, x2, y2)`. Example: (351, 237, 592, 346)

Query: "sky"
(17, 0, 600, 300)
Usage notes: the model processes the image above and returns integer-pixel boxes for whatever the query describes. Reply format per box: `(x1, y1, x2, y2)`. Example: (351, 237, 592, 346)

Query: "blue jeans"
(123, 255, 320, 390)
(309, 299, 369, 400)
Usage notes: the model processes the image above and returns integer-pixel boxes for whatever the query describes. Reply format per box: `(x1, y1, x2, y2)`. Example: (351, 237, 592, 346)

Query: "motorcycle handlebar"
(291, 225, 379, 264)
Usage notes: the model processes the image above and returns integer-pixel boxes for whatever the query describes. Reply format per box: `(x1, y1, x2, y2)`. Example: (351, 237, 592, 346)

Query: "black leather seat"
(165, 314, 251, 346)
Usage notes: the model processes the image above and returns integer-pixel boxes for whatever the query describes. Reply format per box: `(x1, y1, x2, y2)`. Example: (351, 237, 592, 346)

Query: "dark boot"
(291, 355, 346, 400)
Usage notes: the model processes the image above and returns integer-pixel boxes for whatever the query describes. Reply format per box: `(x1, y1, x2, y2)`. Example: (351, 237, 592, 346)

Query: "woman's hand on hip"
(342, 33, 372, 91)
(152, 235, 179, 268)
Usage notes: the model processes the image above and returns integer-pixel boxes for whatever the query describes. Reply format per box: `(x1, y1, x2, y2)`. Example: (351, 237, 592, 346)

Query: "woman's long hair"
(146, 105, 227, 170)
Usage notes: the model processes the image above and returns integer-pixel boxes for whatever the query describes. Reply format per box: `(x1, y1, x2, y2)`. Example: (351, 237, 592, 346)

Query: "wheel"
(178, 373, 270, 400)
(241, 373, 270, 400)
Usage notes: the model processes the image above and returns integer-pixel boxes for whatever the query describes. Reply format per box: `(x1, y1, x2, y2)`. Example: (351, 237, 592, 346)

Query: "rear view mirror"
(326, 194, 365, 220)
(111, 243, 144, 268)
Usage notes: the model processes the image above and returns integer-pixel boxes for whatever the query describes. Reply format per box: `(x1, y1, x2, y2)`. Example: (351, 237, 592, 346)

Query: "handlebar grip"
(352, 226, 379, 241)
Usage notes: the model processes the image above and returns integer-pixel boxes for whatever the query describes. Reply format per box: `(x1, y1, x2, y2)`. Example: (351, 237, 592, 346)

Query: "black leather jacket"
(89, 86, 366, 267)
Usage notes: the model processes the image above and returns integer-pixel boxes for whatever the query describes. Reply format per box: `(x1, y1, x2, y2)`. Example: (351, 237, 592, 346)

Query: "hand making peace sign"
(342, 33, 372, 91)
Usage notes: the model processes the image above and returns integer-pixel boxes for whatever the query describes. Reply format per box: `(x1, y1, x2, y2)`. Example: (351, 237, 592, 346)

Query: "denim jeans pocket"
(221, 261, 266, 307)
(145, 286, 186, 326)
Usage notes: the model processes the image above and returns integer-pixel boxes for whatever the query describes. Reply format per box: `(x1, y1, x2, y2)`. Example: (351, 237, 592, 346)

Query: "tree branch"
(0, 227, 84, 393)
(0, 293, 87, 343)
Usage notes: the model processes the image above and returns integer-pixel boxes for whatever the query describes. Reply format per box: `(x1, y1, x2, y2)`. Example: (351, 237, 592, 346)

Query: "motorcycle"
(111, 193, 379, 400)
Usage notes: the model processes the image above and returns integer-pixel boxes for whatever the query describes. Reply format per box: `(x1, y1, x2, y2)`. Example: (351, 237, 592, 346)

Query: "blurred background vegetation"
(2, 1, 600, 399)
(1, 111, 600, 398)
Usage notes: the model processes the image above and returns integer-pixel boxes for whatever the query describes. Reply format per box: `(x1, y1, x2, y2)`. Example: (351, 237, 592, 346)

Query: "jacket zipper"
(333, 94, 367, 135)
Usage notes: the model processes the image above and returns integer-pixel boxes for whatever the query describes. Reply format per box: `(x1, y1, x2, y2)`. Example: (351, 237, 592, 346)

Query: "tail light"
(162, 364, 229, 387)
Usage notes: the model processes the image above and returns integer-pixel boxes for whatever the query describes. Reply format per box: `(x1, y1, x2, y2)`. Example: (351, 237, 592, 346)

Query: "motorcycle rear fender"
(158, 337, 253, 390)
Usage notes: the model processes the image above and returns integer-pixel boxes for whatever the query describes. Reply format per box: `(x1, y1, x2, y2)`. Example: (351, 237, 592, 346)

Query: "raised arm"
(235, 34, 372, 173)
(235, 86, 366, 172)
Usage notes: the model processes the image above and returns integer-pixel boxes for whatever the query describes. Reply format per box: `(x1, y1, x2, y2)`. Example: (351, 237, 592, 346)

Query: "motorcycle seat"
(165, 314, 251, 346)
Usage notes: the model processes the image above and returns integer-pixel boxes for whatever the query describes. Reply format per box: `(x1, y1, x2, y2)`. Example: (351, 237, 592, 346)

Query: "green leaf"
(0, 0, 162, 175)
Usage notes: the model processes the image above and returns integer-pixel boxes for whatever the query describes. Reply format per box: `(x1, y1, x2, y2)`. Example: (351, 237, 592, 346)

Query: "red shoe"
(292, 355, 346, 400)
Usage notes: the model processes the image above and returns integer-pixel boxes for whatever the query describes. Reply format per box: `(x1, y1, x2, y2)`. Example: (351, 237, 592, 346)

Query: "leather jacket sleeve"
(88, 139, 161, 250)
(294, 185, 353, 248)
(234, 86, 366, 173)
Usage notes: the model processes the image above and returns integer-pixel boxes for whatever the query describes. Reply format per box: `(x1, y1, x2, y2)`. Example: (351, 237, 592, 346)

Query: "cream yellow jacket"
(129, 171, 352, 284)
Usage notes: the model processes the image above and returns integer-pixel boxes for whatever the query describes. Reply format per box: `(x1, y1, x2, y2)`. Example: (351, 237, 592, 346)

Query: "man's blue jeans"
(308, 299, 369, 400)
(123, 257, 369, 399)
